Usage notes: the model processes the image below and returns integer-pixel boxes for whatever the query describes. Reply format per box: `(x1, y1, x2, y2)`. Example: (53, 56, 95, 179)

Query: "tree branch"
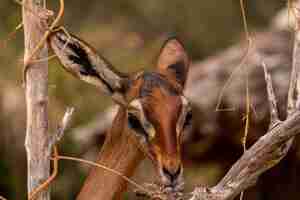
(262, 62, 280, 126)
(49, 107, 74, 148)
(23, 0, 50, 199)
(189, 111, 300, 200)
(188, 1, 300, 200)
(288, 1, 300, 115)
(29, 108, 74, 200)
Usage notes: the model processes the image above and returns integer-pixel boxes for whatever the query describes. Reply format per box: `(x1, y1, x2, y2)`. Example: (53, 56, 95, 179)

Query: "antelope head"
(49, 29, 192, 192)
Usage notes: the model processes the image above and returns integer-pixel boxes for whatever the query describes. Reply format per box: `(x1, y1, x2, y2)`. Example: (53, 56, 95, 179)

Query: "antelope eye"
(183, 111, 192, 128)
(128, 113, 147, 136)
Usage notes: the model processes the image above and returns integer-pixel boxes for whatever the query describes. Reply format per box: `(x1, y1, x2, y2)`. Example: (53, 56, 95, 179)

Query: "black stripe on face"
(168, 61, 187, 86)
(139, 72, 179, 98)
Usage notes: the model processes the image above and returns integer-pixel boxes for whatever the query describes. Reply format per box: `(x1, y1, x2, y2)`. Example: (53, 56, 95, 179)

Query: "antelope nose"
(162, 166, 181, 183)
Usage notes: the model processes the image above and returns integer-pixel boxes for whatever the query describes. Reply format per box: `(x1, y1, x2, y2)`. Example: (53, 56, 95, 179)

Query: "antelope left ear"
(156, 37, 189, 88)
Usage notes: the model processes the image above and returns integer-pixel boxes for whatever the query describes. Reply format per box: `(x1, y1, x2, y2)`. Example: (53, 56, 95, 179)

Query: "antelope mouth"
(163, 181, 185, 193)
(158, 166, 185, 192)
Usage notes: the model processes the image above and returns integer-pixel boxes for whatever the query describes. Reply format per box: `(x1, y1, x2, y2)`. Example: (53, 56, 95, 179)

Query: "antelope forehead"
(139, 72, 179, 97)
(143, 95, 183, 127)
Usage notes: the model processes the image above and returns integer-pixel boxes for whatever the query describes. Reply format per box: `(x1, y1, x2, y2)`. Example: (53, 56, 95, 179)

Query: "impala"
(49, 29, 192, 200)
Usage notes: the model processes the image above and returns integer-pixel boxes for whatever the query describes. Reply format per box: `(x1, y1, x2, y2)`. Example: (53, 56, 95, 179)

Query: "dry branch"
(288, 1, 300, 115)
(29, 108, 74, 200)
(23, 1, 50, 199)
(188, 76, 300, 200)
(23, 0, 66, 199)
(187, 1, 300, 200)
(262, 62, 280, 126)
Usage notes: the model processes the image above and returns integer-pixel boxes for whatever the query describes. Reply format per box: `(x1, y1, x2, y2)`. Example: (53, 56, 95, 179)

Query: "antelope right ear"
(48, 29, 128, 105)
(156, 37, 189, 88)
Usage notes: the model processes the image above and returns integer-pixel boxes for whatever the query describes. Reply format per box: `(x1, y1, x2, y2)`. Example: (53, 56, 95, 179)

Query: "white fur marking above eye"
(181, 96, 189, 107)
(130, 99, 143, 111)
(129, 99, 156, 139)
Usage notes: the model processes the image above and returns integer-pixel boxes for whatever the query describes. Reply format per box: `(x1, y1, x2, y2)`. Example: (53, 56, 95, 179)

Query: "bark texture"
(23, 0, 49, 199)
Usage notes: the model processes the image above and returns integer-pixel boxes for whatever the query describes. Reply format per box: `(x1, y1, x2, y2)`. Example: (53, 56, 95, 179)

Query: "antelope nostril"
(162, 166, 181, 182)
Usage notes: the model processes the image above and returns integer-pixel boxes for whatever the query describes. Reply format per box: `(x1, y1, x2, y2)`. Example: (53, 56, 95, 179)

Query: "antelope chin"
(163, 181, 185, 193)
(158, 169, 185, 192)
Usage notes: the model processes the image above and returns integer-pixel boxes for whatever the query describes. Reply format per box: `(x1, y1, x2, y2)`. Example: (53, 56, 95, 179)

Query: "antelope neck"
(77, 107, 144, 200)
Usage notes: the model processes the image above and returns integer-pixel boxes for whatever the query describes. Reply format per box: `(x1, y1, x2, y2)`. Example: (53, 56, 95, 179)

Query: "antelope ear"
(156, 37, 189, 88)
(48, 29, 128, 105)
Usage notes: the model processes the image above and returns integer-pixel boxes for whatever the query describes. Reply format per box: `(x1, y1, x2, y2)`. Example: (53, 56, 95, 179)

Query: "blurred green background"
(0, 0, 290, 199)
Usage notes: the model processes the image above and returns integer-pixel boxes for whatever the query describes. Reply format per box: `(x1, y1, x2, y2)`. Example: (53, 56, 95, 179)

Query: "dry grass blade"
(238, 1, 252, 200)
(215, 0, 253, 112)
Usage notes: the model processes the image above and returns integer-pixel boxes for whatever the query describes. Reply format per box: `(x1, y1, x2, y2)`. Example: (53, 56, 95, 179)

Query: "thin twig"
(49, 107, 74, 147)
(239, 1, 252, 199)
(288, 1, 300, 115)
(240, 0, 250, 40)
(32, 26, 73, 64)
(54, 155, 149, 194)
(30, 54, 57, 63)
(215, 0, 253, 112)
(215, 40, 252, 112)
(262, 62, 280, 126)
(241, 74, 250, 152)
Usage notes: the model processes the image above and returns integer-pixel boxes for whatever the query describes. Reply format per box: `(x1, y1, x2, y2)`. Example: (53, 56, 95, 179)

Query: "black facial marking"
(184, 111, 192, 128)
(139, 72, 179, 97)
(67, 42, 98, 76)
(128, 113, 147, 136)
(168, 61, 187, 86)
